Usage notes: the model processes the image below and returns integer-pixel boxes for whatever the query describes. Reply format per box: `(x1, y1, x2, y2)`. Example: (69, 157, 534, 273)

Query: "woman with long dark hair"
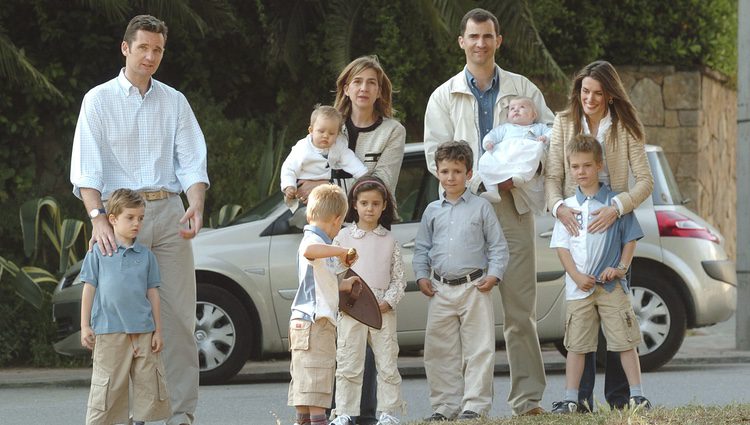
(545, 60, 654, 411)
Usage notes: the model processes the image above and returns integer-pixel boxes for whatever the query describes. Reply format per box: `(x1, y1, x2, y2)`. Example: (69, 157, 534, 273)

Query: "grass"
(402, 404, 750, 424)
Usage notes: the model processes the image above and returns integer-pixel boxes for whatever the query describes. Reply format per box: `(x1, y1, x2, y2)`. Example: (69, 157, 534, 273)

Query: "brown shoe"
(521, 407, 546, 416)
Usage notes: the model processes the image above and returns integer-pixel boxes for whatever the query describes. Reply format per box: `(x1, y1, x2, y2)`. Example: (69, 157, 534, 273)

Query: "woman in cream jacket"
(545, 60, 653, 235)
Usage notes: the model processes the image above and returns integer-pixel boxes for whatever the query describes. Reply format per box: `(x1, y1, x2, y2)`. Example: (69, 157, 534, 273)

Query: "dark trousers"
(579, 269, 632, 410)
(356, 345, 378, 424)
(578, 350, 629, 410)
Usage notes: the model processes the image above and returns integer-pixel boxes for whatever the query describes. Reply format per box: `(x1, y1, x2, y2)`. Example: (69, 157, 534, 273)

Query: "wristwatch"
(88, 208, 106, 219)
(616, 262, 629, 272)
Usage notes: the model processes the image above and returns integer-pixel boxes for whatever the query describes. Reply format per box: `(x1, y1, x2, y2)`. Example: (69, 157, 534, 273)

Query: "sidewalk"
(2, 318, 748, 388)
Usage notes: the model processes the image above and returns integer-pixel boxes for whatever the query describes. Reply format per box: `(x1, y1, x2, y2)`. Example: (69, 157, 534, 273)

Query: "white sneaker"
(480, 190, 502, 203)
(330, 414, 353, 425)
(376, 412, 400, 425)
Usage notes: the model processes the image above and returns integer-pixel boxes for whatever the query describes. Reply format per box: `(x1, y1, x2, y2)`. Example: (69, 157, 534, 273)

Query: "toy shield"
(339, 269, 383, 330)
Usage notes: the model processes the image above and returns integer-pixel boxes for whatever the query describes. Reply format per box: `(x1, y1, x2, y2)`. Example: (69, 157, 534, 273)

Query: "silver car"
(51, 143, 736, 384)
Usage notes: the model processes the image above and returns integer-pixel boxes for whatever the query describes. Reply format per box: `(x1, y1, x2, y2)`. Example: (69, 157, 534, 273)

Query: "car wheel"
(627, 273, 687, 371)
(196, 283, 252, 384)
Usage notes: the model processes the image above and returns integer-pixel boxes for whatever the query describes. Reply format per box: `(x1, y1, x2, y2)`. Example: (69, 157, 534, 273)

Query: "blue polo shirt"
(80, 241, 161, 334)
(549, 184, 643, 300)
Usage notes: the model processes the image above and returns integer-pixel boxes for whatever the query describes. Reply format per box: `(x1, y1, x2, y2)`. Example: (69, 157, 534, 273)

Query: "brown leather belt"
(433, 269, 484, 285)
(139, 190, 176, 201)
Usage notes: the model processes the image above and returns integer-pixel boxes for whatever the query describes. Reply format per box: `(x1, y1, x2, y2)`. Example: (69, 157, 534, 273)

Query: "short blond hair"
(107, 189, 145, 218)
(306, 184, 347, 223)
(310, 104, 343, 129)
(566, 134, 604, 163)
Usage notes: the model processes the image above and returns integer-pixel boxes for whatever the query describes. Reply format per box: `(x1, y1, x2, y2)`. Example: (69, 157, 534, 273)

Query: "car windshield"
(232, 192, 283, 224)
(648, 150, 684, 205)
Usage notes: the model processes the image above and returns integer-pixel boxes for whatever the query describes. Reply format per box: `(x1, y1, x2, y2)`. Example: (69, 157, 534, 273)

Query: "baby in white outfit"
(478, 97, 550, 212)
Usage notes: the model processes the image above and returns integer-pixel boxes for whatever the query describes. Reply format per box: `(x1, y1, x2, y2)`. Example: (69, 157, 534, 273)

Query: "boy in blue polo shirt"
(549, 135, 650, 413)
(80, 189, 170, 425)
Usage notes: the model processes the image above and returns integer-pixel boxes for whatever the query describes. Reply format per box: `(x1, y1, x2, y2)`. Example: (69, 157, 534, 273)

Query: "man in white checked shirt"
(70, 15, 208, 425)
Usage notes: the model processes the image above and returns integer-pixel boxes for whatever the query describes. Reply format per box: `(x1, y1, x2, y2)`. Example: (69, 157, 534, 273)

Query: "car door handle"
(402, 240, 415, 249)
(539, 230, 553, 238)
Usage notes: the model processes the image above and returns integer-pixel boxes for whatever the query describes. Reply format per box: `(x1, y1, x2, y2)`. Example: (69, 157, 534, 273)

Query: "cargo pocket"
(300, 359, 335, 393)
(156, 365, 169, 401)
(562, 312, 574, 349)
(87, 373, 109, 411)
(289, 320, 311, 351)
(620, 309, 641, 343)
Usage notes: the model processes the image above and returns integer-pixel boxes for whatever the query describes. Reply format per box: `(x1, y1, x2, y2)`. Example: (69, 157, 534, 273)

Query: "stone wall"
(618, 66, 737, 258)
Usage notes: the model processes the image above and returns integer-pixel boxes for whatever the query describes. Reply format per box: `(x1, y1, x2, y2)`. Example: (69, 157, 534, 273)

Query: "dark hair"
(460, 8, 500, 36)
(124, 15, 168, 46)
(563, 60, 644, 147)
(334, 55, 394, 119)
(344, 176, 396, 230)
(435, 140, 473, 172)
(566, 134, 604, 163)
(107, 188, 145, 218)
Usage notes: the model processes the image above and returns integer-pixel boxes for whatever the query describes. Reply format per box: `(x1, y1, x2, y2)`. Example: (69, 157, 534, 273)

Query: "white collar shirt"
(70, 69, 209, 199)
(581, 112, 612, 186)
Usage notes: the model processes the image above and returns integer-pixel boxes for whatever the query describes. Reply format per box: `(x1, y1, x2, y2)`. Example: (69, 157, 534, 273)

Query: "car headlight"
(59, 273, 83, 289)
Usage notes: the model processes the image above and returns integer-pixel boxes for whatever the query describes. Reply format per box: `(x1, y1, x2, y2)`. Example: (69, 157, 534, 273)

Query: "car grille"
(53, 301, 80, 341)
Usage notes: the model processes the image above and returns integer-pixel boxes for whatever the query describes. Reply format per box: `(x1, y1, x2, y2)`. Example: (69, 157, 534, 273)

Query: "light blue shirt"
(70, 69, 209, 200)
(80, 241, 161, 334)
(290, 225, 342, 323)
(550, 184, 643, 299)
(413, 189, 509, 281)
(483, 122, 552, 147)
(465, 67, 499, 155)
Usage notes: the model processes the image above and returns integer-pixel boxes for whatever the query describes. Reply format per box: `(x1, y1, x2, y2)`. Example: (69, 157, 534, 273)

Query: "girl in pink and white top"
(331, 176, 406, 425)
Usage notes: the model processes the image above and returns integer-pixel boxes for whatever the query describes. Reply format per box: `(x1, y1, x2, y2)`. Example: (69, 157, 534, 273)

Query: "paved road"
(2, 362, 750, 424)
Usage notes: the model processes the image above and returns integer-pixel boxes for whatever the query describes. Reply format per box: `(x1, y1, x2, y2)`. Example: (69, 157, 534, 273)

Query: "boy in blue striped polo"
(549, 134, 650, 413)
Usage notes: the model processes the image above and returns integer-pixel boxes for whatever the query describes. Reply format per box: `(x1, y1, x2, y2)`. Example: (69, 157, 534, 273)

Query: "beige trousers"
(423, 278, 495, 418)
(334, 311, 403, 416)
(493, 191, 547, 415)
(86, 333, 170, 425)
(138, 196, 199, 425)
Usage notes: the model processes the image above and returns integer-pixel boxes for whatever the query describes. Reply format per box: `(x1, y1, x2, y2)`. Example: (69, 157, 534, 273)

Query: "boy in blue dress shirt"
(413, 141, 509, 421)
(549, 135, 650, 413)
(80, 189, 170, 425)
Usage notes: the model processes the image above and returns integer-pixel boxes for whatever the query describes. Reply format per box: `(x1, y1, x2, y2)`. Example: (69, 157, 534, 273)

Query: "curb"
(4, 354, 749, 389)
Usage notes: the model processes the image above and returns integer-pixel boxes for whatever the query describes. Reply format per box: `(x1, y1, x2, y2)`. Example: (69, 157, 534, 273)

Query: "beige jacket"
(544, 113, 654, 215)
(424, 65, 554, 213)
(341, 117, 406, 194)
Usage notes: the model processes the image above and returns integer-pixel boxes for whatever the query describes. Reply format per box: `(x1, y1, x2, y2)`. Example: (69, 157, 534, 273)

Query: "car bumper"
(661, 239, 736, 327)
(695, 259, 737, 325)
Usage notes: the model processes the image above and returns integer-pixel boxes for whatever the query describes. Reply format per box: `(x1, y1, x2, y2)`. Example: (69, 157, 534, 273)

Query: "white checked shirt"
(70, 69, 209, 199)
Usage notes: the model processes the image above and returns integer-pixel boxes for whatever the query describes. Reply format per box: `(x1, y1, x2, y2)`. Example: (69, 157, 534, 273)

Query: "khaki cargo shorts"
(287, 318, 336, 408)
(85, 332, 170, 425)
(564, 285, 642, 353)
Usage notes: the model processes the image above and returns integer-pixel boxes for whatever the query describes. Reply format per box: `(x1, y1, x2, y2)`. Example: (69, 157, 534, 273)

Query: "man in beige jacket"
(423, 8, 553, 417)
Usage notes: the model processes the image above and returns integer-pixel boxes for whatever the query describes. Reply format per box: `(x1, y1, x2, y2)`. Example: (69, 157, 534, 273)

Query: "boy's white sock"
(565, 388, 579, 401)
(630, 384, 644, 397)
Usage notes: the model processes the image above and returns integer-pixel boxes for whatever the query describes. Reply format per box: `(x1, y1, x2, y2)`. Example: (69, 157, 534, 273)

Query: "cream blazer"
(544, 113, 654, 215)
